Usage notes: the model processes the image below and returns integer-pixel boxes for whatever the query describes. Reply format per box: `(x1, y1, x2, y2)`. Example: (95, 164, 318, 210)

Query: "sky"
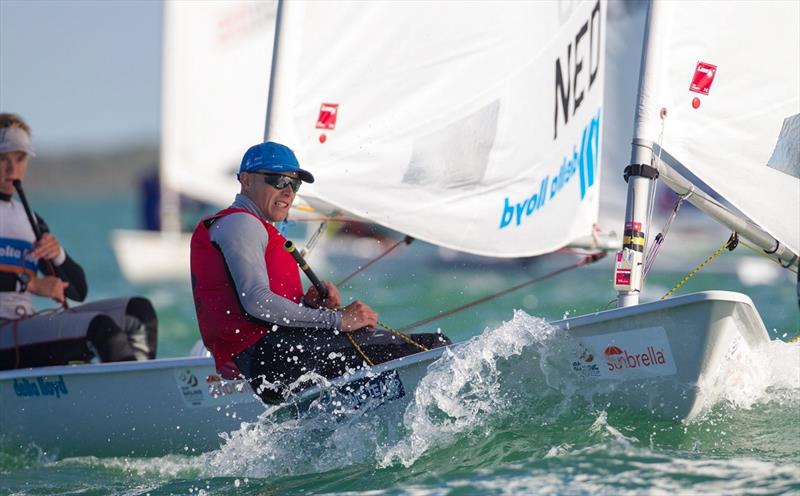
(0, 0, 163, 153)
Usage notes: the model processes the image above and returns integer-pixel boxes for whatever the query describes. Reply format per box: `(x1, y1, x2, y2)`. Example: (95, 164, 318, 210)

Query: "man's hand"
(28, 275, 68, 303)
(304, 281, 341, 309)
(32, 233, 62, 261)
(340, 300, 378, 332)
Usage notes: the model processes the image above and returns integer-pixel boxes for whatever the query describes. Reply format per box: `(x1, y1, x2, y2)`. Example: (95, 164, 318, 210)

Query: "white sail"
(635, 1, 800, 255)
(268, 1, 606, 257)
(161, 0, 277, 207)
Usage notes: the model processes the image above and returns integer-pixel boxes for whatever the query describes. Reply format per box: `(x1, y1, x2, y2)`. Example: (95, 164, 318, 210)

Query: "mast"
(159, 1, 181, 234)
(614, 0, 661, 308)
(263, 0, 285, 141)
(264, 0, 304, 142)
(614, 1, 799, 307)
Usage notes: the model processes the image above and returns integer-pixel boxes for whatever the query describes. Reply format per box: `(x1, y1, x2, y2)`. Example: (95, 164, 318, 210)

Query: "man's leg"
(122, 297, 158, 360)
(235, 327, 368, 404)
(86, 315, 137, 363)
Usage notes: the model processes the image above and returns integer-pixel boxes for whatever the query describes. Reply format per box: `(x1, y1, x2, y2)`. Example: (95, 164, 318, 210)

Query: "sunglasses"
(253, 172, 302, 193)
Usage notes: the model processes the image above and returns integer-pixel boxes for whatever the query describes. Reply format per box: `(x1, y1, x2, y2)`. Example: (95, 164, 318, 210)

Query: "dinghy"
(260, 0, 798, 421)
(1, 0, 797, 459)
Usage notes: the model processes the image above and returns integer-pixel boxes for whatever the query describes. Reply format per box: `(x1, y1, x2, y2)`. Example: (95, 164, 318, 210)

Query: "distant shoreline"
(25, 145, 159, 194)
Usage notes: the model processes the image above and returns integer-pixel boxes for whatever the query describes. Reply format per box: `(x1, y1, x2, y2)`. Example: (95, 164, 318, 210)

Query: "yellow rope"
(340, 315, 429, 367)
(378, 321, 429, 352)
(345, 323, 429, 366)
(346, 333, 374, 366)
(661, 235, 737, 300)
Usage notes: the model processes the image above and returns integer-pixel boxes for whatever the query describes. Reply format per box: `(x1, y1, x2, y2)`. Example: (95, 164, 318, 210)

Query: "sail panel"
(161, 0, 277, 207)
(637, 1, 800, 254)
(270, 1, 607, 257)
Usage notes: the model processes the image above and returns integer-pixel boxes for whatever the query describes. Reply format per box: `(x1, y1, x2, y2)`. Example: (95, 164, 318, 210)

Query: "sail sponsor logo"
(553, 0, 602, 140)
(13, 376, 69, 399)
(499, 111, 600, 229)
(572, 327, 677, 380)
(316, 103, 339, 130)
(690, 62, 717, 95)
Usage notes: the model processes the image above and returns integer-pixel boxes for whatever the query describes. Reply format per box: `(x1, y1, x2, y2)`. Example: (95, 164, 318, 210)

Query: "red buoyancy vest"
(190, 207, 304, 378)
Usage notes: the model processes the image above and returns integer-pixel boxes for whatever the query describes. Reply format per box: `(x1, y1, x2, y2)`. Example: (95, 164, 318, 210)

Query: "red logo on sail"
(690, 62, 717, 95)
(316, 103, 339, 130)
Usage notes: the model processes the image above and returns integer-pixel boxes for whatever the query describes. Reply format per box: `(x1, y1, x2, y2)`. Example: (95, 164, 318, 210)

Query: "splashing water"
(191, 309, 799, 480)
(379, 310, 567, 467)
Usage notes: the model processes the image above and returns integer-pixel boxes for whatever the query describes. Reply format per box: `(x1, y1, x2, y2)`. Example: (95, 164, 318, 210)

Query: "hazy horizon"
(0, 0, 163, 155)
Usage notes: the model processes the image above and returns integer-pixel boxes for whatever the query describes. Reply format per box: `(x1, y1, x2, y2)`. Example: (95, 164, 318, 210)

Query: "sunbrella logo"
(604, 345, 667, 371)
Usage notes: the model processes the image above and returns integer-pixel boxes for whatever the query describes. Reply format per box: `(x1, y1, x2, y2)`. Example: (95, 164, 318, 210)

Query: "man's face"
(0, 150, 29, 195)
(241, 171, 298, 222)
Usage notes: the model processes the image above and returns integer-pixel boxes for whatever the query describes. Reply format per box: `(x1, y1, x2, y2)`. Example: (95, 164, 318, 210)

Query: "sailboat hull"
(560, 290, 769, 420)
(0, 291, 769, 457)
(0, 349, 445, 458)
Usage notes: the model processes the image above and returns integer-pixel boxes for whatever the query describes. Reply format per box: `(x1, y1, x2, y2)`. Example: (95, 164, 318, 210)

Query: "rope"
(739, 239, 799, 274)
(660, 233, 738, 300)
(336, 235, 414, 287)
(346, 333, 374, 366)
(642, 108, 668, 260)
(395, 252, 606, 333)
(378, 321, 429, 351)
(341, 252, 605, 365)
(644, 190, 692, 279)
(336, 305, 428, 367)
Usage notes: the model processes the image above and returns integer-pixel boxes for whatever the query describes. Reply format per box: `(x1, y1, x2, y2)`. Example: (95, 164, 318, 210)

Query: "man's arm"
(35, 214, 88, 301)
(210, 213, 342, 330)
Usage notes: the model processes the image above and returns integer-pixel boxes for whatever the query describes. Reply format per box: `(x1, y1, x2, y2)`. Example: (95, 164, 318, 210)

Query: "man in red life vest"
(190, 141, 450, 403)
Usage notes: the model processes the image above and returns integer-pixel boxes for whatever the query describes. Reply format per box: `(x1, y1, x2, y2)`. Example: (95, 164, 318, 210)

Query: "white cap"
(0, 127, 36, 157)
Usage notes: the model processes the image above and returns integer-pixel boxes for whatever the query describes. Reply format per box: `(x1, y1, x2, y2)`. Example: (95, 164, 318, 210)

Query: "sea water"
(1, 193, 798, 495)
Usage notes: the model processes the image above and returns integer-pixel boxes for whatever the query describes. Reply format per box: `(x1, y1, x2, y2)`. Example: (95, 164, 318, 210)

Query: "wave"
(30, 310, 794, 488)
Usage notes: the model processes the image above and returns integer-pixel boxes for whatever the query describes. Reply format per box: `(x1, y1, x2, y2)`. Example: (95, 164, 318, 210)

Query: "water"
(1, 193, 798, 495)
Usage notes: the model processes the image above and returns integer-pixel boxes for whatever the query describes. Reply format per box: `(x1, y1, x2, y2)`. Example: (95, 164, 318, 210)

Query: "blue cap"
(239, 141, 314, 183)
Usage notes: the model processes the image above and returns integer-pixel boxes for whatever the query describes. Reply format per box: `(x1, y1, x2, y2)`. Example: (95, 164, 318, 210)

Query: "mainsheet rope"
(660, 232, 739, 300)
(390, 252, 607, 334)
(345, 252, 606, 365)
(291, 238, 607, 366)
(336, 235, 414, 287)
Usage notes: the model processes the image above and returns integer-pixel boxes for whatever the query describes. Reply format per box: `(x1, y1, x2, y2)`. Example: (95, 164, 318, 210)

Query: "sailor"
(0, 113, 158, 370)
(190, 141, 450, 404)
